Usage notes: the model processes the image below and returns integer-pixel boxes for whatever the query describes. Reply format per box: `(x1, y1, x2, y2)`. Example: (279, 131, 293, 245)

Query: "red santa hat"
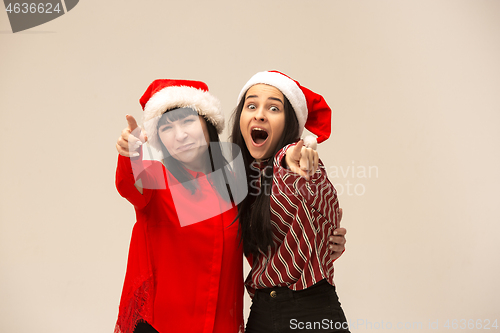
(140, 79, 224, 152)
(237, 70, 332, 149)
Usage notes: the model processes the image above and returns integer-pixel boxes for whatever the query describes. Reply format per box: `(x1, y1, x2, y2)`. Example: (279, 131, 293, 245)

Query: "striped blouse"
(245, 143, 340, 297)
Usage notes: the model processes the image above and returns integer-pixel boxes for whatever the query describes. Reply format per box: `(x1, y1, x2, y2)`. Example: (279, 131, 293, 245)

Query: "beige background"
(1, 0, 499, 332)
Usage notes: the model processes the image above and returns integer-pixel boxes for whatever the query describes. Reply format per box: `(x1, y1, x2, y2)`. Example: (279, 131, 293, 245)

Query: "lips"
(176, 143, 195, 152)
(250, 127, 269, 146)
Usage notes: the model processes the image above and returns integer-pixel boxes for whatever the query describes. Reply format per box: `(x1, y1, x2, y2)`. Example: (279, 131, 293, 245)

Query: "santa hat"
(237, 70, 331, 149)
(141, 79, 224, 152)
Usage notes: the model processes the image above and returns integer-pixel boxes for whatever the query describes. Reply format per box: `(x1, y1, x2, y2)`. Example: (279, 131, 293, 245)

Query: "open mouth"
(251, 127, 269, 146)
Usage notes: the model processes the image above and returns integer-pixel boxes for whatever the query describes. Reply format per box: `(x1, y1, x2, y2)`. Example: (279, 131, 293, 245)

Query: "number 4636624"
(6, 3, 62, 14)
(444, 319, 498, 330)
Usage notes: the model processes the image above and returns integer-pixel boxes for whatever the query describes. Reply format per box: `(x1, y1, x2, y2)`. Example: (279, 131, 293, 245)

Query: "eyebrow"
(245, 95, 284, 105)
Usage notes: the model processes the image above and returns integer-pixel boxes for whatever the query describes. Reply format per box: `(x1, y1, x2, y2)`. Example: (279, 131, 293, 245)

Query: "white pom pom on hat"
(302, 135, 318, 150)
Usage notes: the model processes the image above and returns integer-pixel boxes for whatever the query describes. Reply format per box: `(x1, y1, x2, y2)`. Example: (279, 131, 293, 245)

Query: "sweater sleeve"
(274, 143, 340, 229)
(274, 143, 342, 269)
(115, 147, 155, 210)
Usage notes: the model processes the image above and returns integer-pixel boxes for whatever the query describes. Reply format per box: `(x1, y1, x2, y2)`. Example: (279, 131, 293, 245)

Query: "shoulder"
(273, 142, 298, 168)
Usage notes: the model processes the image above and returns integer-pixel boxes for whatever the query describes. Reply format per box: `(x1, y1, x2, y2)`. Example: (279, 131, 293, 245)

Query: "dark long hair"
(158, 107, 234, 203)
(230, 91, 300, 256)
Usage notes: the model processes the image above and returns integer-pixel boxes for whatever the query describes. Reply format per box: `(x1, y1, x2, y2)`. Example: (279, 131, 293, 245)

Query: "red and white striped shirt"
(245, 143, 340, 296)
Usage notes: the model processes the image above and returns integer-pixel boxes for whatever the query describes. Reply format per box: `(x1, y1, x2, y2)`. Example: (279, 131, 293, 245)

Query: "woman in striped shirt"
(231, 71, 350, 332)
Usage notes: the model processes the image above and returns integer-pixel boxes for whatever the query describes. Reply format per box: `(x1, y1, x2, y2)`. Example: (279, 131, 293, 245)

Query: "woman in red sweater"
(114, 79, 244, 333)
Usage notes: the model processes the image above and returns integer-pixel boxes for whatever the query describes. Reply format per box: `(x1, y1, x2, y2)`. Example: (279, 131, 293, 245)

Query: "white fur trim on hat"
(143, 85, 223, 152)
(237, 71, 308, 137)
(303, 135, 317, 150)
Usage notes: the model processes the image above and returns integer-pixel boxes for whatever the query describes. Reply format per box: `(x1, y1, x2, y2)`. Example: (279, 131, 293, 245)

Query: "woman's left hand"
(329, 208, 346, 261)
(285, 140, 319, 180)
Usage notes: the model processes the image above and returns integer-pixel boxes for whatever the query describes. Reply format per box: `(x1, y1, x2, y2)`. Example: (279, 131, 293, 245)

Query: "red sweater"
(114, 150, 244, 333)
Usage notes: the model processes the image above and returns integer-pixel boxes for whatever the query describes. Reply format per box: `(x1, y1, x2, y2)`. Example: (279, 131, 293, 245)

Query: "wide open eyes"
(244, 103, 280, 112)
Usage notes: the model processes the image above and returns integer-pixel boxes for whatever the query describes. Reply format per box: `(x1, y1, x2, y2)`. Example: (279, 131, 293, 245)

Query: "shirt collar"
(251, 159, 270, 172)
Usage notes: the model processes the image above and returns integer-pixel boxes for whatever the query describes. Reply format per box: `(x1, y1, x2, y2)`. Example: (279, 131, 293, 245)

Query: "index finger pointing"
(290, 139, 304, 160)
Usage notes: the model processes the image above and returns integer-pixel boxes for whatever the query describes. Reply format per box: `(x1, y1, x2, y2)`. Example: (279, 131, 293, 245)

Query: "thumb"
(139, 130, 148, 143)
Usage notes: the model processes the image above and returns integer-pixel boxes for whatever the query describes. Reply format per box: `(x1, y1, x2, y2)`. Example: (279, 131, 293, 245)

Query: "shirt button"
(270, 290, 277, 298)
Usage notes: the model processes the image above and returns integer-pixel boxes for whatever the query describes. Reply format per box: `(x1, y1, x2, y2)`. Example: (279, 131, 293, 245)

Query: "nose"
(253, 106, 266, 122)
(174, 127, 188, 141)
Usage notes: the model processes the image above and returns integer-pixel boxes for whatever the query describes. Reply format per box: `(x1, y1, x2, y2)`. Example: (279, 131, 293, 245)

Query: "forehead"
(245, 84, 284, 101)
(159, 107, 198, 124)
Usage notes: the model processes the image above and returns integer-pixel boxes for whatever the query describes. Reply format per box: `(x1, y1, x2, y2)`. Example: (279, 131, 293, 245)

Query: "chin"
(173, 153, 193, 164)
(248, 148, 270, 161)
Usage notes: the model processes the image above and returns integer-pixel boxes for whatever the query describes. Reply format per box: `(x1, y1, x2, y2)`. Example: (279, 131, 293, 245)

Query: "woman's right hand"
(116, 115, 148, 157)
(285, 140, 319, 180)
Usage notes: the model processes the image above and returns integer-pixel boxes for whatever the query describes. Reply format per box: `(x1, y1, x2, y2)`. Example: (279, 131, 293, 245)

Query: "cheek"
(158, 131, 167, 144)
(272, 114, 286, 137)
(275, 123, 285, 139)
(158, 132, 171, 146)
(159, 131, 173, 149)
(270, 116, 286, 148)
(191, 122, 208, 145)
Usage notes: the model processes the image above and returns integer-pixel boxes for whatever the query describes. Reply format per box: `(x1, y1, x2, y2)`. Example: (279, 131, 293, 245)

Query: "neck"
(182, 150, 211, 174)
